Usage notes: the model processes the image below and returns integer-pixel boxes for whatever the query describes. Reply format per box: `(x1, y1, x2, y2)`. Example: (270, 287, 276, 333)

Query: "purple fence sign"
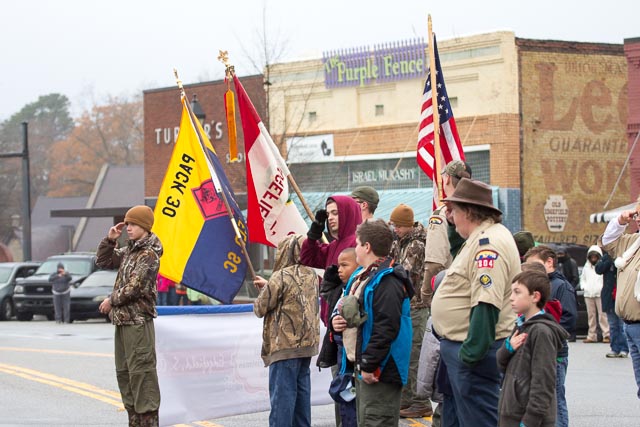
(323, 38, 428, 88)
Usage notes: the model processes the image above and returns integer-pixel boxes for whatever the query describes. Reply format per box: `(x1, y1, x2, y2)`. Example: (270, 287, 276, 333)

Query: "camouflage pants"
(115, 320, 160, 426)
(400, 307, 430, 410)
(127, 409, 159, 427)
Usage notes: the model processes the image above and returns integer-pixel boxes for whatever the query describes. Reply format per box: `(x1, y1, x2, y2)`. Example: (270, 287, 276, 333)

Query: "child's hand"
(510, 330, 528, 350)
(253, 276, 268, 290)
(332, 315, 347, 332)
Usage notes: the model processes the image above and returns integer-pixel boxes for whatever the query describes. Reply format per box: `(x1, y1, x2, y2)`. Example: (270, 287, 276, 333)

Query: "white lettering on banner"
(155, 122, 224, 144)
(352, 168, 417, 183)
(155, 312, 331, 425)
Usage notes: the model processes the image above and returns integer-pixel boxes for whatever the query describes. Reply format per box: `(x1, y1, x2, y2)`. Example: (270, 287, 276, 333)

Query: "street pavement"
(1, 318, 639, 426)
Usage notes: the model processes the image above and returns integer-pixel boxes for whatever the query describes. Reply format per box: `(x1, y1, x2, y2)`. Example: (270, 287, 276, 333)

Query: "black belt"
(623, 319, 640, 325)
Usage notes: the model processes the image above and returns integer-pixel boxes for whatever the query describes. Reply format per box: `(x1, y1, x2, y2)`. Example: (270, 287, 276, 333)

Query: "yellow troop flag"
(152, 96, 248, 304)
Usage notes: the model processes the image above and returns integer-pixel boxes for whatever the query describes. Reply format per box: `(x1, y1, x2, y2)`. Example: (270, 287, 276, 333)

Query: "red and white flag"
(233, 76, 308, 247)
(416, 34, 465, 210)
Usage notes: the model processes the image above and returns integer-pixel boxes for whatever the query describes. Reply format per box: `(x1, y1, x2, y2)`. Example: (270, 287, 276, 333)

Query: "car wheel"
(0, 298, 13, 321)
(46, 313, 55, 321)
(16, 311, 33, 321)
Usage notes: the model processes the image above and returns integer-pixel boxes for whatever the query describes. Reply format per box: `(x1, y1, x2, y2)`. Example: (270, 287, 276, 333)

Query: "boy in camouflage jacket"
(97, 205, 162, 427)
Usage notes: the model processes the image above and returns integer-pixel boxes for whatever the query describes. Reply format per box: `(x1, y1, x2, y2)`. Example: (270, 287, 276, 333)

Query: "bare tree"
(48, 94, 143, 196)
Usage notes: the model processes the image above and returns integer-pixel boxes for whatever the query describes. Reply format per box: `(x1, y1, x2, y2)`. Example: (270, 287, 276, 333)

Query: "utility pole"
(0, 122, 32, 260)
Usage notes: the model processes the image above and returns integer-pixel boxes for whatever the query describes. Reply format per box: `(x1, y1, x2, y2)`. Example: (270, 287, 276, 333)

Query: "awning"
(589, 203, 636, 223)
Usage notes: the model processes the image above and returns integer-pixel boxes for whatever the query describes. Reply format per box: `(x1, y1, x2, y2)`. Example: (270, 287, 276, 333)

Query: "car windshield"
(35, 259, 93, 276)
(0, 266, 12, 284)
(81, 271, 117, 288)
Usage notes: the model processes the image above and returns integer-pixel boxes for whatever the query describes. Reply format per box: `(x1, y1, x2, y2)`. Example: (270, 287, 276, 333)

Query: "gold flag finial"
(173, 68, 186, 98)
(218, 50, 235, 79)
(217, 50, 229, 66)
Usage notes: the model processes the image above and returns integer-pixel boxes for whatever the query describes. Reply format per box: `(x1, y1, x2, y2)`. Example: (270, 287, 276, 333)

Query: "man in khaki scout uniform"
(431, 179, 520, 427)
(97, 205, 163, 427)
(600, 199, 640, 398)
(421, 160, 472, 308)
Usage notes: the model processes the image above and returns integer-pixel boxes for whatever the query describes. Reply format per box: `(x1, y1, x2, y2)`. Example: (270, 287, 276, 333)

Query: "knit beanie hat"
(57, 262, 65, 270)
(390, 204, 414, 227)
(124, 205, 154, 232)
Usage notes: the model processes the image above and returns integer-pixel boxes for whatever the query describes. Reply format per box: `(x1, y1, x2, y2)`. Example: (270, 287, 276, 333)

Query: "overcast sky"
(1, 0, 638, 122)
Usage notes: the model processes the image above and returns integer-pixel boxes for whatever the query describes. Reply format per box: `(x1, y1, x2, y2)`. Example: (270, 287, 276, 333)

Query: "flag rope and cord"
(174, 70, 257, 280)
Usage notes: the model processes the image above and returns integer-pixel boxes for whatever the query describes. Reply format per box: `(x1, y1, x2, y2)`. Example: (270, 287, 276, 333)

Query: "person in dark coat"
(49, 262, 72, 324)
(596, 250, 629, 357)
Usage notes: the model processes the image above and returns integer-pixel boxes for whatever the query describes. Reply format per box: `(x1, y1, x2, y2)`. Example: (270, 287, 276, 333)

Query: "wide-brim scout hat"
(443, 178, 502, 216)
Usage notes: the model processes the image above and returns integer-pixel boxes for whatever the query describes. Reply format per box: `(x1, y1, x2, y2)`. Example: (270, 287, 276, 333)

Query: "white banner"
(156, 311, 332, 426)
(286, 134, 335, 163)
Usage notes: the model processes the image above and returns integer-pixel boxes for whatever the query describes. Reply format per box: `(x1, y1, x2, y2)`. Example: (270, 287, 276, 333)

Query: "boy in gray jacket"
(497, 270, 569, 427)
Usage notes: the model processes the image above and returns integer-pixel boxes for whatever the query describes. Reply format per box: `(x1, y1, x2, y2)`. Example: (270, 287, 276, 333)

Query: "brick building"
(624, 38, 640, 201)
(265, 32, 631, 245)
(519, 39, 628, 245)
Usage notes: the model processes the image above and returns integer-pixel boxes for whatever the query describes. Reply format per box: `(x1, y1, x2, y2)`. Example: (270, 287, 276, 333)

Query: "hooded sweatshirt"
(580, 245, 603, 298)
(254, 235, 320, 366)
(300, 195, 362, 269)
(497, 313, 569, 427)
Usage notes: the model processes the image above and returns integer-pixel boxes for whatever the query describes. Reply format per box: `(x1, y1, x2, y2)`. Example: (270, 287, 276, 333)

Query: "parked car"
(13, 253, 97, 321)
(0, 262, 41, 320)
(70, 269, 116, 322)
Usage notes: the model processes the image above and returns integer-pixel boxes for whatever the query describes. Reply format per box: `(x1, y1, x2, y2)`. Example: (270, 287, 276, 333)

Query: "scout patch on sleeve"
(428, 216, 443, 225)
(475, 249, 499, 268)
(479, 274, 493, 288)
(479, 237, 490, 246)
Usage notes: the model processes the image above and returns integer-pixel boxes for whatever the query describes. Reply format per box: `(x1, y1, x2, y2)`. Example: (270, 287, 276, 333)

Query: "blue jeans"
(624, 323, 640, 398)
(268, 357, 311, 427)
(607, 312, 629, 354)
(556, 357, 568, 427)
(157, 287, 178, 306)
(440, 339, 503, 427)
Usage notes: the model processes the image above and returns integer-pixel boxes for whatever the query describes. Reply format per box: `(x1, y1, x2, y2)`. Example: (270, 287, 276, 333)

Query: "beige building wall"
(268, 32, 521, 188)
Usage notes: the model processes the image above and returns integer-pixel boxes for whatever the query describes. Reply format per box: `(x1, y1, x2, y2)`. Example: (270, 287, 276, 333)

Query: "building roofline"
(142, 73, 264, 94)
(516, 38, 624, 55)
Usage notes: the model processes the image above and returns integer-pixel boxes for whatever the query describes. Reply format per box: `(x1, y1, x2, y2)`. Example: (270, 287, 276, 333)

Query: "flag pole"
(219, 53, 327, 243)
(174, 68, 257, 281)
(428, 15, 443, 204)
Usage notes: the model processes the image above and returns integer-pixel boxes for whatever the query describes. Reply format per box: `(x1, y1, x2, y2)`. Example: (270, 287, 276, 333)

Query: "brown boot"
(126, 409, 140, 427)
(138, 410, 159, 427)
(400, 405, 434, 418)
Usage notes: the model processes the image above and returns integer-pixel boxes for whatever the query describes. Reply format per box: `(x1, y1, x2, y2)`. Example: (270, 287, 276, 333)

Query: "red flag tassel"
(225, 88, 238, 161)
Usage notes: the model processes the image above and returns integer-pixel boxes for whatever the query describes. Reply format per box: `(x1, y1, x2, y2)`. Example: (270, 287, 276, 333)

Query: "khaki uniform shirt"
(424, 209, 453, 268)
(432, 220, 520, 341)
(601, 221, 640, 322)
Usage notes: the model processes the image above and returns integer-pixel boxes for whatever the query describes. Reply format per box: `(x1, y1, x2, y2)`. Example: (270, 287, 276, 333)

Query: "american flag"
(416, 34, 464, 209)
